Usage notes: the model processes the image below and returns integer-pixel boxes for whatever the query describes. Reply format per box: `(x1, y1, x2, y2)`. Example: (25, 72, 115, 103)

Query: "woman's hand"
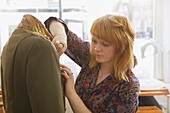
(52, 37, 67, 56)
(60, 64, 76, 98)
(60, 64, 92, 113)
(48, 20, 67, 56)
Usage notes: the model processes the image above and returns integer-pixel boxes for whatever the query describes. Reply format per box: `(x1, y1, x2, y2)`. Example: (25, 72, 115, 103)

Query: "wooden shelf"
(139, 88, 170, 96)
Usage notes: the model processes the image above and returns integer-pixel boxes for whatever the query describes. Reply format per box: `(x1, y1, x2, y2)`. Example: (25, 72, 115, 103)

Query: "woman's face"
(92, 36, 115, 65)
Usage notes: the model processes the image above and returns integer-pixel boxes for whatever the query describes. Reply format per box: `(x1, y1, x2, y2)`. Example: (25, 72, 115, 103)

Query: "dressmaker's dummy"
(1, 14, 65, 113)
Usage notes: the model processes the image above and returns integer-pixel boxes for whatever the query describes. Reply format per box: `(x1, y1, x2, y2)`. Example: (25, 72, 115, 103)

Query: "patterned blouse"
(45, 17, 140, 113)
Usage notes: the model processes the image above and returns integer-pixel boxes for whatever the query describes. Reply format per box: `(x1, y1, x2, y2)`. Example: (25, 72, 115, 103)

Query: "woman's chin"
(95, 58, 103, 63)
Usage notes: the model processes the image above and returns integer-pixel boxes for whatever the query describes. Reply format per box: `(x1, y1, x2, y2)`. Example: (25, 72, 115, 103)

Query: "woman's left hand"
(60, 64, 75, 98)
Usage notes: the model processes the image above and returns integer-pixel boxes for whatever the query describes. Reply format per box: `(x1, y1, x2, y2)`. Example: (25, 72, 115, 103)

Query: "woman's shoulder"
(127, 68, 139, 82)
(123, 68, 140, 90)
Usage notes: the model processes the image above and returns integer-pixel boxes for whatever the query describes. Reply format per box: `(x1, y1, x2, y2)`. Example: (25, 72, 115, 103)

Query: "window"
(0, 0, 156, 80)
(0, 0, 61, 51)
(0, 0, 87, 82)
(110, 0, 154, 78)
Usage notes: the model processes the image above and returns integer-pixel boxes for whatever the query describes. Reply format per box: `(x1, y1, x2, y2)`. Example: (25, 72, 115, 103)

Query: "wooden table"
(139, 88, 170, 96)
(139, 87, 170, 113)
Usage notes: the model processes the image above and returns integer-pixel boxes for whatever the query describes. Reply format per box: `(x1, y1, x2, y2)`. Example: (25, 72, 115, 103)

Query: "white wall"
(154, 0, 170, 82)
(162, 0, 170, 83)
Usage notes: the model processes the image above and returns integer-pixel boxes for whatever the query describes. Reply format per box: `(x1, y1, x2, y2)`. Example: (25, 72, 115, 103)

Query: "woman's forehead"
(92, 36, 111, 43)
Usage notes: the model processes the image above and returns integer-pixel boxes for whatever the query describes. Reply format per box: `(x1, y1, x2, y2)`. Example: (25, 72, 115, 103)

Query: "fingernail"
(56, 40, 60, 43)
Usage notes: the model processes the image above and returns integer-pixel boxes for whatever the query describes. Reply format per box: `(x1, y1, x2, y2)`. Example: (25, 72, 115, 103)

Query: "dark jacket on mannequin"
(1, 27, 65, 113)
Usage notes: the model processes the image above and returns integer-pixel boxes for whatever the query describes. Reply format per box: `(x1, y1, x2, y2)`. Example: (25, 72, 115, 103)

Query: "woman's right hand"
(60, 64, 76, 98)
(52, 37, 67, 56)
(48, 20, 67, 56)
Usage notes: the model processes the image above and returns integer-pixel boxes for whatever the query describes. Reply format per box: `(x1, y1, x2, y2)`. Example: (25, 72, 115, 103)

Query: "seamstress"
(45, 14, 140, 113)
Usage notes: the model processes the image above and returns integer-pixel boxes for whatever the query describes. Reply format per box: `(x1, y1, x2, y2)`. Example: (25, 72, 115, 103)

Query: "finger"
(52, 39, 60, 47)
(60, 64, 67, 68)
(60, 64, 71, 71)
(52, 39, 64, 48)
(57, 43, 64, 49)
(58, 52, 62, 57)
(60, 64, 65, 67)
(54, 41, 63, 50)
(59, 42, 64, 48)
(60, 67, 70, 73)
(52, 38, 66, 56)
(61, 68, 73, 77)
(52, 38, 57, 43)
(61, 72, 70, 79)
(58, 48, 64, 56)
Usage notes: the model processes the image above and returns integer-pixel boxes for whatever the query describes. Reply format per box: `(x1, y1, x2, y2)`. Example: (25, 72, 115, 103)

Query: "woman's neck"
(100, 63, 113, 74)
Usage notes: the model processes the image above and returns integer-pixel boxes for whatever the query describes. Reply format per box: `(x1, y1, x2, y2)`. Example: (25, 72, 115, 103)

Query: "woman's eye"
(92, 40, 97, 44)
(102, 43, 109, 47)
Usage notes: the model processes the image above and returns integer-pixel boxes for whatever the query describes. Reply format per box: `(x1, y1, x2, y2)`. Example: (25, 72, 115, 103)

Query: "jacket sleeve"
(44, 17, 90, 67)
(26, 40, 65, 113)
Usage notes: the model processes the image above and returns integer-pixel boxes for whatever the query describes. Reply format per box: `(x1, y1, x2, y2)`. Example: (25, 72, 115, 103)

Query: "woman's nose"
(94, 44, 101, 51)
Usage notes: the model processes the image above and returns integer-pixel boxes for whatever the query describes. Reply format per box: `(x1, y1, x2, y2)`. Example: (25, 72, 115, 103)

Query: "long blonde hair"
(89, 14, 135, 81)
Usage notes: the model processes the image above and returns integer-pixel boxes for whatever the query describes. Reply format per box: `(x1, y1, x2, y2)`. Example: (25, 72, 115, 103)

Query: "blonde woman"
(45, 14, 140, 113)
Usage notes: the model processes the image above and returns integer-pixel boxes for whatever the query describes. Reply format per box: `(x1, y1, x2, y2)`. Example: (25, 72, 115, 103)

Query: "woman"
(44, 14, 140, 113)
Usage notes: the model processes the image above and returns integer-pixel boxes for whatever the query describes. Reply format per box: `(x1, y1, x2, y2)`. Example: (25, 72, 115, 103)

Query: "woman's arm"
(67, 90, 91, 113)
(60, 64, 91, 113)
(44, 17, 90, 67)
(49, 20, 67, 56)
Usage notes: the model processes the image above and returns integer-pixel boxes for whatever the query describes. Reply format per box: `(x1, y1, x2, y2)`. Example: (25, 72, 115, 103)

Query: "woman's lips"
(95, 54, 102, 58)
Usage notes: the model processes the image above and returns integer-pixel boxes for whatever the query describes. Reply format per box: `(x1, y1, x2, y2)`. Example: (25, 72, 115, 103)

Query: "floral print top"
(44, 17, 140, 113)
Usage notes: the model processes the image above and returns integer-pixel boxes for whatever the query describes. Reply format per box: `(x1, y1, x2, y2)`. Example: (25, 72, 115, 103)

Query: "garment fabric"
(18, 14, 54, 41)
(45, 17, 140, 113)
(1, 15, 65, 113)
